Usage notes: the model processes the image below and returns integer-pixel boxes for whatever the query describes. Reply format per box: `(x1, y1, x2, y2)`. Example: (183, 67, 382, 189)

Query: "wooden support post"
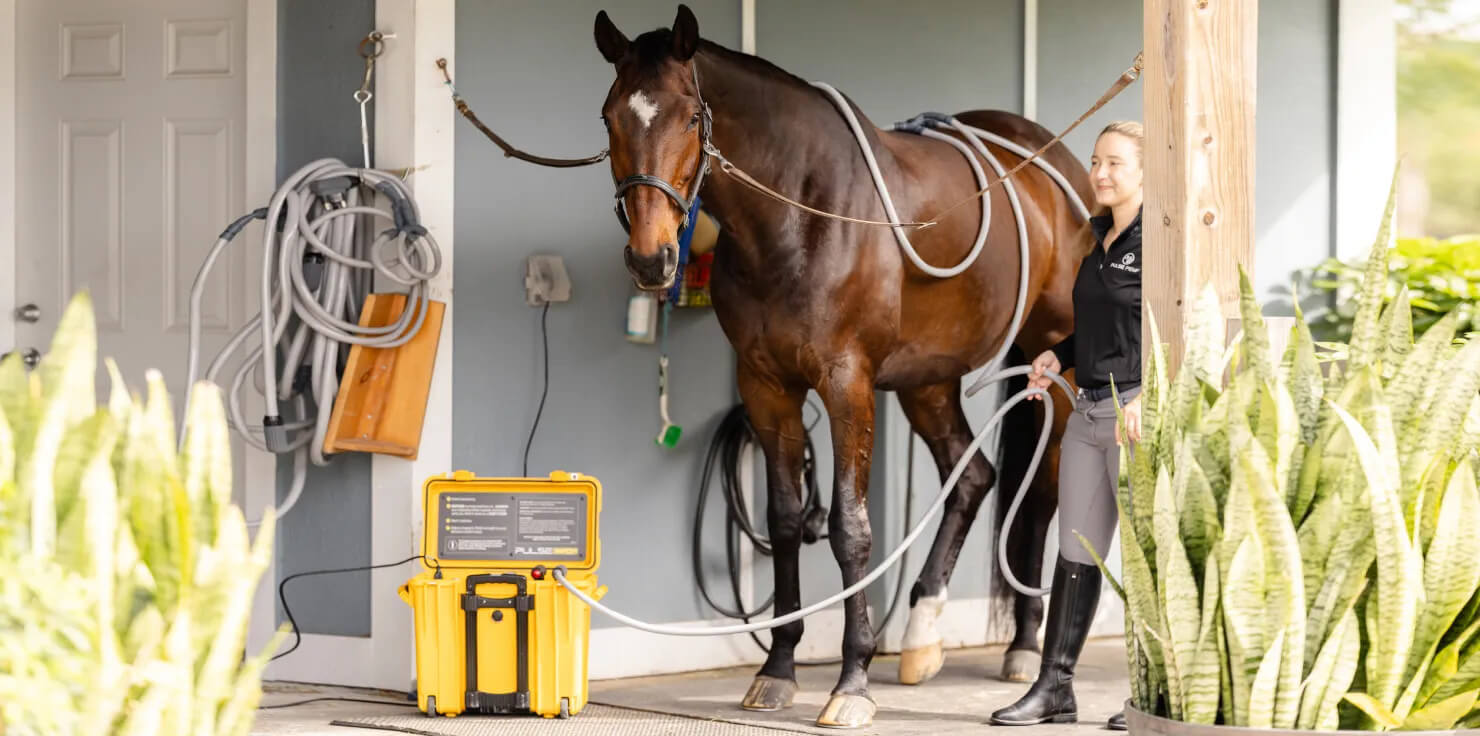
(1143, 0, 1258, 373)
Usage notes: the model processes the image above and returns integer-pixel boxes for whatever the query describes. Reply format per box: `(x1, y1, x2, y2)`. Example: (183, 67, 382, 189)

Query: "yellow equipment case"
(398, 470, 605, 719)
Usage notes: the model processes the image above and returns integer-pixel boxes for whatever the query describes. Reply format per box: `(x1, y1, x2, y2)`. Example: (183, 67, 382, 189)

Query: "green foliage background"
(1397, 0, 1480, 238)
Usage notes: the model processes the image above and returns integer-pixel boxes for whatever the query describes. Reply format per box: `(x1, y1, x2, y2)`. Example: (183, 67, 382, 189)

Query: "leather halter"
(612, 63, 713, 235)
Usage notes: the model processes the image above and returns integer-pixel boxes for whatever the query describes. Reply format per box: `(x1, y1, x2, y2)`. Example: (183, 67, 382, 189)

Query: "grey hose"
(184, 158, 441, 525)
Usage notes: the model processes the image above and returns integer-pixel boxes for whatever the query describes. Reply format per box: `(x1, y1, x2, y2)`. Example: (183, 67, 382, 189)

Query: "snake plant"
(1083, 170, 1480, 731)
(0, 293, 284, 735)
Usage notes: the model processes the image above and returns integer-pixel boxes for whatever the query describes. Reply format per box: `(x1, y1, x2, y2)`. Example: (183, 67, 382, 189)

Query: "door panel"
(15, 0, 246, 409)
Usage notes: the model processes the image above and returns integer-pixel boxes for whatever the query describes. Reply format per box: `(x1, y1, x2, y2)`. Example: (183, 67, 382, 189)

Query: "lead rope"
(436, 59, 611, 168)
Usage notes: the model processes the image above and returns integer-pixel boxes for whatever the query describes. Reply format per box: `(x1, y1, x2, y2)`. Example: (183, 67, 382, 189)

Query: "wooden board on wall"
(324, 293, 446, 460)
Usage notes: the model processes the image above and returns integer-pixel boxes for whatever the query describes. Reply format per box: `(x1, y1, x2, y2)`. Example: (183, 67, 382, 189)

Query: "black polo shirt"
(1049, 209, 1142, 392)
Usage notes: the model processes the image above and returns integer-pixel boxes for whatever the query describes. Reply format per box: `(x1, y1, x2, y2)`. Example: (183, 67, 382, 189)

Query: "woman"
(990, 120, 1144, 730)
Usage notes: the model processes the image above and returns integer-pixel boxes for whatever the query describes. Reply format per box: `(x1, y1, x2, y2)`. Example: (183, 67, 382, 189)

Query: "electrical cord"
(260, 697, 418, 710)
(271, 554, 433, 662)
(523, 300, 552, 476)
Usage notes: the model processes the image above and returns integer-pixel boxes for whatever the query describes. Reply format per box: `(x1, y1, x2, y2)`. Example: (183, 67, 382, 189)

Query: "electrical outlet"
(525, 255, 572, 306)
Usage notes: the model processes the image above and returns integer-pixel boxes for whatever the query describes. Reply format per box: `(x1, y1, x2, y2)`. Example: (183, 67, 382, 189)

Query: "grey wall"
(1255, 0, 1334, 315)
(274, 0, 376, 638)
(756, 0, 1023, 122)
(1037, 0, 1335, 315)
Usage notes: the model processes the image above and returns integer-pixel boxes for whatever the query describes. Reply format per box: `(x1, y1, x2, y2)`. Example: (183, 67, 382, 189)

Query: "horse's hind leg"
(894, 379, 998, 686)
(735, 367, 808, 712)
(995, 351, 1070, 682)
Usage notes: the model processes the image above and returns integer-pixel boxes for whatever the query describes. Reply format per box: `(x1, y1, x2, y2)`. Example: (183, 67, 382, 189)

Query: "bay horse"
(594, 6, 1094, 728)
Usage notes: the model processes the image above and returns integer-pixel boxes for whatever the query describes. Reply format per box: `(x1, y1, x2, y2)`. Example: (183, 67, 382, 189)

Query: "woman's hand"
(1027, 350, 1061, 400)
(1117, 395, 1142, 445)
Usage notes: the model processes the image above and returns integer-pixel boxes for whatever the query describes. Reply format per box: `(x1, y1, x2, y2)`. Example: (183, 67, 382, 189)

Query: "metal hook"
(359, 30, 391, 59)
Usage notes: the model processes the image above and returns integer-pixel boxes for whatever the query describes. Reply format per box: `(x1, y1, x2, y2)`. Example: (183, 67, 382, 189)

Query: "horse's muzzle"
(625, 243, 679, 291)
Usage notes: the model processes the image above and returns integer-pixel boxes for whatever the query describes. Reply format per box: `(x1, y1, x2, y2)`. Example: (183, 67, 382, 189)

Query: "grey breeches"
(1057, 386, 1140, 565)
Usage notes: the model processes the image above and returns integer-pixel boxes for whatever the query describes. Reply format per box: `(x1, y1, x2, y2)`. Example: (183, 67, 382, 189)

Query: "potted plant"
(0, 293, 284, 735)
(1085, 179, 1480, 733)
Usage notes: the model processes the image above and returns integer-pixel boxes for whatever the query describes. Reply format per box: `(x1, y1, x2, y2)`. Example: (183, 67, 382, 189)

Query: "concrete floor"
(251, 638, 1129, 735)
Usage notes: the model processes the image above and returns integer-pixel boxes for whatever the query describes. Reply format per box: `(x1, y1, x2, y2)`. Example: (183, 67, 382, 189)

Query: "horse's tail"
(985, 342, 1043, 643)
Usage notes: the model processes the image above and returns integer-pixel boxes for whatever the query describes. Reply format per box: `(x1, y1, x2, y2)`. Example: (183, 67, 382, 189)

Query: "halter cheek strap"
(612, 63, 713, 236)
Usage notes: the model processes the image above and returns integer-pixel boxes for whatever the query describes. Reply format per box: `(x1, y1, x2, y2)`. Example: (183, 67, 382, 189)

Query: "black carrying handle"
(462, 573, 533, 712)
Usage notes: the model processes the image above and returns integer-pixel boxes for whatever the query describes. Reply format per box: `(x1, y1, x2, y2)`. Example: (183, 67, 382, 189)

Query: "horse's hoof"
(816, 693, 876, 729)
(898, 642, 944, 685)
(740, 675, 797, 711)
(999, 649, 1039, 683)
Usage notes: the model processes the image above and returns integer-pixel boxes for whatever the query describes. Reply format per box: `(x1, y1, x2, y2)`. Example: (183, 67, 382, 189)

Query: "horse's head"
(595, 5, 709, 291)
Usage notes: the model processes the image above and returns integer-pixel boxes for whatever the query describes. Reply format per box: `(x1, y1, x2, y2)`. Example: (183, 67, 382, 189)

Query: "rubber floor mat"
(331, 702, 821, 735)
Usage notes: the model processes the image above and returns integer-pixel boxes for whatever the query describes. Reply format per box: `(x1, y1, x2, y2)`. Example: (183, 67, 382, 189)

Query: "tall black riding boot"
(989, 556, 1102, 726)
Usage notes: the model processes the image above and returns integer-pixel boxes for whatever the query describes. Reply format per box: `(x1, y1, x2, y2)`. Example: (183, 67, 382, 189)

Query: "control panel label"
(436, 492, 587, 561)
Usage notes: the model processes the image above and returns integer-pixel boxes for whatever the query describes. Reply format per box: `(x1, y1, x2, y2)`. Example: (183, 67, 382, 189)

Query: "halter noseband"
(612, 63, 713, 235)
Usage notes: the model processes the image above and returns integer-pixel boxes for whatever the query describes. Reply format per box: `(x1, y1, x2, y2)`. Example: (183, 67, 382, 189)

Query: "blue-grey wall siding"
(274, 0, 376, 639)
(1255, 0, 1334, 315)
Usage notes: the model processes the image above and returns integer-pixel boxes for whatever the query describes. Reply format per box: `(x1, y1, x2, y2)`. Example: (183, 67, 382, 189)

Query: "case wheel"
(559, 698, 571, 719)
(425, 695, 437, 717)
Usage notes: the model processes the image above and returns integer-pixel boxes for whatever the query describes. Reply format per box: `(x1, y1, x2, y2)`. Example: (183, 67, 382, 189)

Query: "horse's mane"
(627, 29, 815, 93)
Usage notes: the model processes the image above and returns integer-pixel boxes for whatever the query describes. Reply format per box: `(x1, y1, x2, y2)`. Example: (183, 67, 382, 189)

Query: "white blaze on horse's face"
(627, 91, 660, 130)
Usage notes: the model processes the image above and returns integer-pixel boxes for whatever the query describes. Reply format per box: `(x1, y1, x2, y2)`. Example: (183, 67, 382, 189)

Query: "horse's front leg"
(735, 366, 808, 712)
(814, 363, 879, 729)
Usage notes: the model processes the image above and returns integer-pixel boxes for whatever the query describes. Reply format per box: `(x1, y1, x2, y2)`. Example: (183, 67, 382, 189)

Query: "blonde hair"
(1097, 120, 1144, 160)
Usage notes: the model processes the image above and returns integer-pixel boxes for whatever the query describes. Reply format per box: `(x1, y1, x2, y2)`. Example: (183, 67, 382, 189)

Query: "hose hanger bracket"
(356, 30, 395, 166)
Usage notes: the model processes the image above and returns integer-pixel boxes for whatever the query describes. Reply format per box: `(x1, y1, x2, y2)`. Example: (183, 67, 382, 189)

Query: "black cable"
(272, 554, 433, 662)
(691, 403, 914, 660)
(523, 301, 551, 477)
(259, 697, 419, 710)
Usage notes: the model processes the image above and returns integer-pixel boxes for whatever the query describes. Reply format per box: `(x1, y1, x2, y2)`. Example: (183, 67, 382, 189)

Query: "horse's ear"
(671, 4, 699, 61)
(594, 10, 629, 64)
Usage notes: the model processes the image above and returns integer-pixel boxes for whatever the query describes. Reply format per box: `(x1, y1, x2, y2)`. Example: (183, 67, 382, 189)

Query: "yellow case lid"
(421, 470, 602, 571)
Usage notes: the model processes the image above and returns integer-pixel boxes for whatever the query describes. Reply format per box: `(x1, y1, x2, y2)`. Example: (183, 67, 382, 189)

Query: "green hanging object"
(655, 303, 682, 448)
(655, 355, 682, 448)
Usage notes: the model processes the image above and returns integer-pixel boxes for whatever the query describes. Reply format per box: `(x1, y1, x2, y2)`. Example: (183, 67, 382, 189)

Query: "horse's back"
(946, 109, 1095, 211)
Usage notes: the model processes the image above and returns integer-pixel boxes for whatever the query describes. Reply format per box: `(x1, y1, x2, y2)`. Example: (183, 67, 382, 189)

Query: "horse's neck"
(695, 48, 864, 274)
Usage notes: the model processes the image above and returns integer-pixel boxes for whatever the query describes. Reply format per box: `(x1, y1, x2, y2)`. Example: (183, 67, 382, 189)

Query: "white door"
(11, 0, 248, 436)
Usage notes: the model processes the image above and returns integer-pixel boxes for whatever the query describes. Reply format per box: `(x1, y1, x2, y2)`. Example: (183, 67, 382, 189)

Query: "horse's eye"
(687, 112, 701, 131)
(600, 115, 611, 130)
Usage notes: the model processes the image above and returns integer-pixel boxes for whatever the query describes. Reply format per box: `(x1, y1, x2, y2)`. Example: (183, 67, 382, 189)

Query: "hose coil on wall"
(186, 158, 441, 524)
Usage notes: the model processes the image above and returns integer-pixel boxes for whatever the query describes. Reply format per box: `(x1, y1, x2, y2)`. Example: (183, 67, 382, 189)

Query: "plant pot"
(1121, 701, 1464, 736)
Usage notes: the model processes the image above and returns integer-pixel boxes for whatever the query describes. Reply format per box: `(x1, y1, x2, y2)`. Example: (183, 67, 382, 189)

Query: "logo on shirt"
(1109, 251, 1140, 274)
